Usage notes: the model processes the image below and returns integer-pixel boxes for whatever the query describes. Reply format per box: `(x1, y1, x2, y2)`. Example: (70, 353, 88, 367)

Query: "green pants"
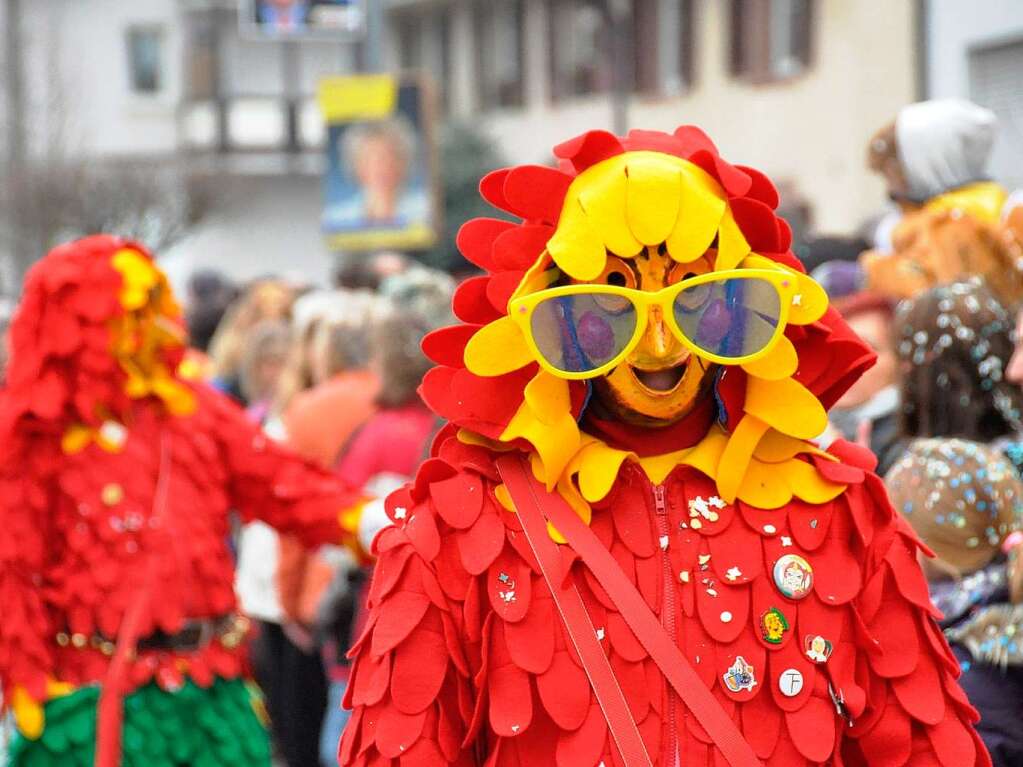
(8, 677, 271, 767)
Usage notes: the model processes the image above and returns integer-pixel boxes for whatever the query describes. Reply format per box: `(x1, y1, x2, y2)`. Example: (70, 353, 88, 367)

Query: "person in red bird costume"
(339, 127, 991, 767)
(0, 235, 363, 767)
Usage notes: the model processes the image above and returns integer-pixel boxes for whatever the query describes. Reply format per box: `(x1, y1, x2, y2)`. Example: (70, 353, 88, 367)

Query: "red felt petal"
(828, 439, 879, 472)
(739, 679, 782, 758)
(707, 517, 762, 583)
(430, 473, 485, 530)
(491, 225, 554, 273)
(487, 550, 532, 623)
(489, 663, 533, 737)
(716, 626, 766, 703)
(866, 582, 920, 678)
(787, 499, 832, 551)
(411, 459, 458, 502)
(390, 618, 449, 714)
(688, 148, 752, 198)
(556, 701, 608, 767)
(735, 165, 781, 209)
(370, 543, 415, 604)
(738, 501, 788, 538)
(456, 218, 516, 270)
(764, 733, 807, 767)
(480, 168, 512, 210)
(785, 695, 835, 762)
(606, 611, 646, 663)
(537, 649, 591, 731)
(812, 532, 862, 606)
(398, 737, 447, 767)
(926, 714, 978, 767)
(485, 270, 526, 314)
(371, 592, 431, 657)
(352, 647, 392, 707)
(452, 275, 502, 325)
(503, 166, 573, 225)
(457, 510, 506, 575)
(375, 705, 428, 757)
(857, 699, 912, 767)
(696, 576, 749, 644)
(553, 130, 625, 172)
(768, 636, 815, 713)
(730, 197, 781, 252)
(611, 483, 656, 557)
(505, 588, 555, 674)
(892, 649, 945, 724)
(405, 504, 441, 562)
(422, 325, 477, 367)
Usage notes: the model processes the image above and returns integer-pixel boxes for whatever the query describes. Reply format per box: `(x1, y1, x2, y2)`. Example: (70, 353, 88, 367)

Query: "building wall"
(926, 0, 1023, 99)
(925, 0, 1023, 191)
(18, 0, 184, 157)
(420, 0, 917, 236)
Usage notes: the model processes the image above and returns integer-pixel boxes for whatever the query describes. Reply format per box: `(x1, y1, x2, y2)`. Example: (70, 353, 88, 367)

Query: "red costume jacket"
(339, 128, 989, 767)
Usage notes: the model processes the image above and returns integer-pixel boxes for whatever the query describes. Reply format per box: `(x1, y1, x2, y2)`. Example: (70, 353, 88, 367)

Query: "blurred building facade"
(923, 0, 1023, 192)
(382, 0, 919, 238)
(11, 1, 1017, 294)
(1, 0, 355, 292)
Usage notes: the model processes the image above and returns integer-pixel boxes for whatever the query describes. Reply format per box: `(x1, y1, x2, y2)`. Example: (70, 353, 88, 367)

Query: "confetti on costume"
(340, 128, 991, 766)
(0, 236, 361, 767)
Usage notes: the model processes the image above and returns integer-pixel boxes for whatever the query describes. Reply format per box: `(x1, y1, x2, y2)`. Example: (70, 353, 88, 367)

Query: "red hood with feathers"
(420, 126, 876, 443)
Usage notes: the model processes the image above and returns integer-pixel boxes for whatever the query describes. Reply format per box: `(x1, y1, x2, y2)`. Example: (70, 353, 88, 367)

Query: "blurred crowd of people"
(171, 253, 453, 767)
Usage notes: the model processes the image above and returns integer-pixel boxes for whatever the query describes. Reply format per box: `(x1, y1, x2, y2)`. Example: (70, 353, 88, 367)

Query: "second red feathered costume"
(0, 236, 360, 766)
(339, 128, 990, 766)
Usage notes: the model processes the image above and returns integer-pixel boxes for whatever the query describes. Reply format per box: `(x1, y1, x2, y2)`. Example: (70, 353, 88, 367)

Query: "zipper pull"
(654, 485, 667, 515)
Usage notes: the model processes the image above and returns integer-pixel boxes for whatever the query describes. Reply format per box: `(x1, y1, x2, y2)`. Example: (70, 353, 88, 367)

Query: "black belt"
(57, 614, 250, 656)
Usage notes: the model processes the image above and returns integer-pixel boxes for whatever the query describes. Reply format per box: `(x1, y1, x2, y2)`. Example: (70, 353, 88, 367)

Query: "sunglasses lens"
(672, 277, 782, 359)
(529, 293, 638, 374)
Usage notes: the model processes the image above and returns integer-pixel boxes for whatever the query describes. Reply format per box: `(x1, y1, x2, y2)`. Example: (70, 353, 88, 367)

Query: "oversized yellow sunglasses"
(508, 268, 800, 380)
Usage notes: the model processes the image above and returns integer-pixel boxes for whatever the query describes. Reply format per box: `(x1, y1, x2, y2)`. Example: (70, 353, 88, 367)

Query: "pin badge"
(723, 656, 757, 693)
(779, 668, 804, 697)
(760, 607, 789, 644)
(773, 554, 814, 600)
(805, 634, 833, 663)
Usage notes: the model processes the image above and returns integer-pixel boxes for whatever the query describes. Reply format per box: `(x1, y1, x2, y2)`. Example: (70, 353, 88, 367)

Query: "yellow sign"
(317, 75, 397, 123)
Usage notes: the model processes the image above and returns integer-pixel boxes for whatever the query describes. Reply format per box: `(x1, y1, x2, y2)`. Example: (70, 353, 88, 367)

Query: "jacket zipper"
(653, 483, 679, 765)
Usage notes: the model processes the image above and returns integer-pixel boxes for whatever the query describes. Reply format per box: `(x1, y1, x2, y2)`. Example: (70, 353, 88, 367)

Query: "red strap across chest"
(497, 455, 653, 767)
(497, 454, 762, 767)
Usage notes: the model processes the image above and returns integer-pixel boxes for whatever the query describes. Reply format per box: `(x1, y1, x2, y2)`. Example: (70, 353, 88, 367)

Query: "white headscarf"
(896, 99, 998, 202)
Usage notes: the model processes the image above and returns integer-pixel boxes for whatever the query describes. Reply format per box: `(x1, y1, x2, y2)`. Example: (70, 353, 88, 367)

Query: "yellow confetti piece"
(61, 424, 94, 455)
(463, 316, 534, 377)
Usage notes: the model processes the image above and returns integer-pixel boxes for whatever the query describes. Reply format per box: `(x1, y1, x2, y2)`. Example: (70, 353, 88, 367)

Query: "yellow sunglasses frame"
(507, 268, 800, 380)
